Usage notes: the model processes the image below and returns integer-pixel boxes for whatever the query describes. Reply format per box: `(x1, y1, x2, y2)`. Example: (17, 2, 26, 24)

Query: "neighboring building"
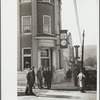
(18, 0, 66, 83)
(62, 32, 74, 74)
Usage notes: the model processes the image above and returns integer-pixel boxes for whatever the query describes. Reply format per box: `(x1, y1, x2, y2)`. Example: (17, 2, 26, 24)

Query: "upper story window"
(43, 0, 50, 3)
(21, 16, 31, 34)
(20, 0, 31, 3)
(43, 15, 51, 34)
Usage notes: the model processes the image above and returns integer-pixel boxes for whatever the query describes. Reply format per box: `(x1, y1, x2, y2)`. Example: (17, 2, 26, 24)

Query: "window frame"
(21, 16, 31, 34)
(43, 15, 51, 34)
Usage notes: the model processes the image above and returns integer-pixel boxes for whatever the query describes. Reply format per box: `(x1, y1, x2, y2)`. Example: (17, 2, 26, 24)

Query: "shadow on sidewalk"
(50, 88, 79, 91)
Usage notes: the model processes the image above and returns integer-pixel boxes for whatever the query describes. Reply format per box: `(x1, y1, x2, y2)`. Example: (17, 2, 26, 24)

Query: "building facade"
(61, 32, 74, 75)
(18, 0, 65, 83)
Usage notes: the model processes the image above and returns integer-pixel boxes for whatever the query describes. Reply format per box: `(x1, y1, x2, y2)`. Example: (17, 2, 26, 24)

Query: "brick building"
(18, 0, 67, 83)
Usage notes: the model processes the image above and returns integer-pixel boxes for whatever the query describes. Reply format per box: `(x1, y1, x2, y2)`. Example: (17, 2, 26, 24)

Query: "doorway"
(40, 48, 51, 70)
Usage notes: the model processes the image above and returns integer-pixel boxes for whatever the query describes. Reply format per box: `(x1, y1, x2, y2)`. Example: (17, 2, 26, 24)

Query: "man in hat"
(46, 67, 52, 89)
(31, 66, 35, 88)
(25, 68, 36, 95)
(37, 67, 43, 89)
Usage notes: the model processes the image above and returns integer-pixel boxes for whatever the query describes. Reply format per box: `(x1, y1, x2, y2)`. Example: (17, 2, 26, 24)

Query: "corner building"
(18, 0, 64, 83)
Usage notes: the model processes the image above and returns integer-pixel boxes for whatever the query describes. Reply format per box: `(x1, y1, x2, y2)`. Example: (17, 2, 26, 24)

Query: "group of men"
(25, 65, 86, 95)
(37, 67, 52, 89)
(25, 66, 52, 95)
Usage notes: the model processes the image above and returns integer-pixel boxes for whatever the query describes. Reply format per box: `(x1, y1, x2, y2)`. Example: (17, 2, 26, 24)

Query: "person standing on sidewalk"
(66, 69, 72, 82)
(25, 68, 36, 95)
(43, 67, 47, 88)
(46, 67, 52, 89)
(73, 67, 80, 86)
(77, 70, 86, 93)
(31, 66, 35, 88)
(37, 67, 43, 89)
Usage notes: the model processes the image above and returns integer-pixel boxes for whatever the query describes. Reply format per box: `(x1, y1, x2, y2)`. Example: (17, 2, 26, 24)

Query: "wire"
(73, 0, 82, 45)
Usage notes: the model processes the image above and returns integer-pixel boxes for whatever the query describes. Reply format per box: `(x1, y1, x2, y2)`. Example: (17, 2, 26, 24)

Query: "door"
(41, 59, 49, 69)
(40, 48, 51, 70)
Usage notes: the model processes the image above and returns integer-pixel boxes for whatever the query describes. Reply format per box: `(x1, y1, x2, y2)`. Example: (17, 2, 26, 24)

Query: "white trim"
(22, 47, 31, 70)
(20, 0, 31, 3)
(21, 33, 31, 35)
(21, 16, 31, 34)
(43, 15, 51, 34)
(43, 0, 50, 3)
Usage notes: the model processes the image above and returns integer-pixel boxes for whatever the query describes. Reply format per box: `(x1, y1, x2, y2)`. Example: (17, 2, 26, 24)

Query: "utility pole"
(81, 30, 85, 70)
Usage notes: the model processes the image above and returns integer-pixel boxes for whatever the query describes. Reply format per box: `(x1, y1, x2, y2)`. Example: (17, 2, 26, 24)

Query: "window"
(43, 15, 51, 34)
(21, 16, 31, 34)
(20, 0, 31, 3)
(43, 0, 50, 2)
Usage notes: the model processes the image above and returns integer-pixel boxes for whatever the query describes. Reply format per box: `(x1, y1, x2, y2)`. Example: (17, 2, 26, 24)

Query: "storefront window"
(22, 48, 31, 69)
(24, 57, 31, 68)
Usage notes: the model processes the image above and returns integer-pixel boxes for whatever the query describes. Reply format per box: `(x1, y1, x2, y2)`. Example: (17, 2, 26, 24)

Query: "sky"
(61, 0, 99, 46)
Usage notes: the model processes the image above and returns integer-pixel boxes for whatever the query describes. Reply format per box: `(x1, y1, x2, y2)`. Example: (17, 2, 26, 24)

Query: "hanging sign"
(60, 30, 68, 48)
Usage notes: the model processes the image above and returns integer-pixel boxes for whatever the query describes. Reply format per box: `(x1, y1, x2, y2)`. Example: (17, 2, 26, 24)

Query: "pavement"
(17, 80, 97, 100)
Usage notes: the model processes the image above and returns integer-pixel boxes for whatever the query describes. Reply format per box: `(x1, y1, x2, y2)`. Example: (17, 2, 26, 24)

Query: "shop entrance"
(40, 48, 51, 70)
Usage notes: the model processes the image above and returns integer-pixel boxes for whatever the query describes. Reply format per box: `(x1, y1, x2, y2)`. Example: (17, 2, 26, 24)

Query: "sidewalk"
(17, 79, 97, 100)
(18, 80, 79, 96)
(18, 87, 97, 100)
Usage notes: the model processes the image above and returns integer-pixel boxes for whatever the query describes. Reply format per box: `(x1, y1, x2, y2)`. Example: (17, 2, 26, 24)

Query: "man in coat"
(43, 67, 47, 87)
(37, 67, 43, 89)
(46, 67, 52, 89)
(31, 66, 35, 88)
(25, 68, 36, 95)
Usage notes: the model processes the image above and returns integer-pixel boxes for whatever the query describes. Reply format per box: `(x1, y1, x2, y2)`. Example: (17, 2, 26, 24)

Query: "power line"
(73, 0, 82, 45)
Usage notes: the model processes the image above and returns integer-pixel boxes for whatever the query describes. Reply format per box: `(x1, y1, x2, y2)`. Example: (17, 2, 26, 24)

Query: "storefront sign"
(41, 49, 49, 57)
